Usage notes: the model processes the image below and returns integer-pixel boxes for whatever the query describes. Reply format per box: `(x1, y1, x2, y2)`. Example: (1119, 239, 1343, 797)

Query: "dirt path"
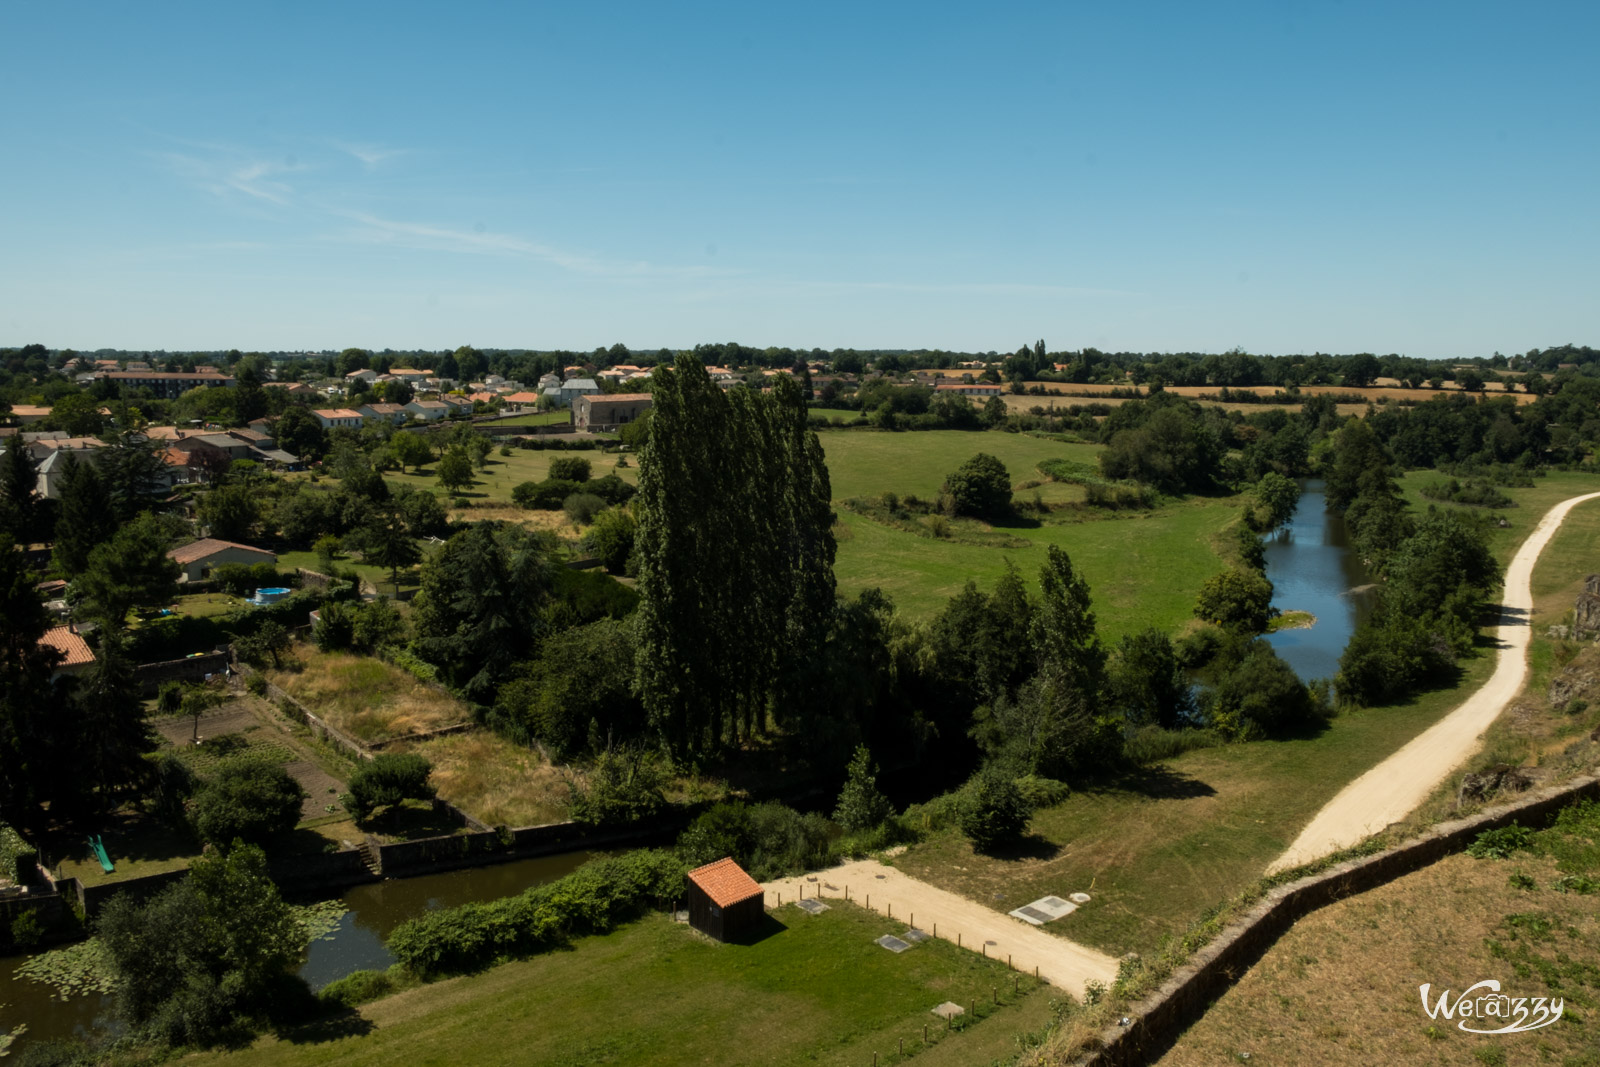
(1267, 491, 1600, 874)
(762, 858, 1120, 995)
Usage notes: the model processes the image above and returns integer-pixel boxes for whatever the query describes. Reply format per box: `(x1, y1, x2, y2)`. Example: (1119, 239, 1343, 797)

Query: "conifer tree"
(53, 455, 116, 575)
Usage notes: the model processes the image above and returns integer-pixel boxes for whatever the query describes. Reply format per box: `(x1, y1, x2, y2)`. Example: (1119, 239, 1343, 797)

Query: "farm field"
(818, 430, 1240, 634)
(187, 905, 1048, 1067)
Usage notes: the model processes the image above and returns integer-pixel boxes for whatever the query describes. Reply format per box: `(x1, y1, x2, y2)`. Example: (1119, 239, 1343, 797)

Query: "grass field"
(385, 730, 571, 828)
(380, 448, 636, 507)
(1396, 468, 1600, 568)
(820, 430, 1242, 634)
(190, 905, 1047, 1067)
(1159, 818, 1600, 1066)
(267, 645, 472, 746)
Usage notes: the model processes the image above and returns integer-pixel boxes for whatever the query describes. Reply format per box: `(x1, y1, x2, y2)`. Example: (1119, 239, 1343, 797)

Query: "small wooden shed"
(685, 857, 765, 942)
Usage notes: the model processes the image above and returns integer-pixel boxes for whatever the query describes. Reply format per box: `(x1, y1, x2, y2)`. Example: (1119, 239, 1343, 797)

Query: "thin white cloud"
(154, 151, 302, 206)
(332, 140, 410, 167)
(325, 210, 736, 279)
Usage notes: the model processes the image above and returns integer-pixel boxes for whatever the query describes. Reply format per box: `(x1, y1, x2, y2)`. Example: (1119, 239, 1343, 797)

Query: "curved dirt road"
(762, 858, 1120, 995)
(1267, 492, 1600, 874)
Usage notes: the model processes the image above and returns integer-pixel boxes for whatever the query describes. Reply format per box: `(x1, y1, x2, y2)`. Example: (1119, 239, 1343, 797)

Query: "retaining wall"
(1077, 773, 1600, 1067)
(134, 650, 230, 694)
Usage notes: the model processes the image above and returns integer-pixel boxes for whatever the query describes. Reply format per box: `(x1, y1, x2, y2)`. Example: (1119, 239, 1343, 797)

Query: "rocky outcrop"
(1457, 763, 1536, 806)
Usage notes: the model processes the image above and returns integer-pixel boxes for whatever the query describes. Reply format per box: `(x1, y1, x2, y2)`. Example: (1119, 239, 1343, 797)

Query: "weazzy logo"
(1420, 981, 1563, 1034)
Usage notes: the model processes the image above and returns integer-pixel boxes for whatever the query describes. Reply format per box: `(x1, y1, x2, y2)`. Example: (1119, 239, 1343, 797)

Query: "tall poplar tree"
(635, 358, 835, 759)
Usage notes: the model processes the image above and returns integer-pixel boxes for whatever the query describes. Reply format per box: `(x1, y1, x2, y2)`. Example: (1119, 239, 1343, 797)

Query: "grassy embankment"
(1159, 806, 1600, 1066)
(188, 905, 1053, 1067)
(822, 430, 1241, 639)
(891, 472, 1600, 959)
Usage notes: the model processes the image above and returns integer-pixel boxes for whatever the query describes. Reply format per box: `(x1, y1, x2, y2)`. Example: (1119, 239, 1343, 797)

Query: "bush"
(567, 748, 666, 827)
(0, 824, 38, 884)
(343, 753, 436, 822)
(587, 473, 637, 507)
(245, 673, 268, 697)
(1122, 726, 1224, 764)
(586, 507, 636, 574)
(386, 850, 686, 978)
(190, 758, 305, 848)
(959, 769, 1031, 852)
(511, 478, 582, 510)
(942, 453, 1012, 519)
(1193, 568, 1275, 633)
(676, 801, 831, 881)
(318, 967, 403, 1009)
(1012, 775, 1071, 809)
(562, 492, 607, 526)
(213, 562, 289, 598)
(832, 745, 893, 833)
(1467, 823, 1536, 860)
(547, 456, 592, 482)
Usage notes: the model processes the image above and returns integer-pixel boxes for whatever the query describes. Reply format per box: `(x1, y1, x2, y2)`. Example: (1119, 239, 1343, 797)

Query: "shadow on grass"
(725, 912, 789, 946)
(278, 1009, 378, 1045)
(976, 833, 1060, 861)
(1084, 764, 1219, 801)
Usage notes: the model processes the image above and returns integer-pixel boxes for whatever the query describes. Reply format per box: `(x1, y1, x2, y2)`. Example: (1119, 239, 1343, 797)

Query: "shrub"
(213, 562, 288, 598)
(832, 745, 893, 833)
(586, 507, 636, 574)
(245, 673, 268, 697)
(959, 768, 1031, 852)
(1467, 823, 1536, 860)
(1122, 726, 1223, 764)
(343, 753, 436, 823)
(511, 478, 582, 510)
(1012, 774, 1071, 809)
(587, 473, 636, 507)
(386, 849, 686, 978)
(1193, 568, 1275, 633)
(562, 492, 607, 526)
(190, 758, 305, 848)
(547, 456, 592, 482)
(318, 967, 402, 1009)
(567, 748, 665, 827)
(0, 824, 38, 884)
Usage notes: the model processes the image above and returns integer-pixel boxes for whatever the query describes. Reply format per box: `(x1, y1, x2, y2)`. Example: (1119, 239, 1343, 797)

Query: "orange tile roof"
(168, 538, 276, 565)
(687, 857, 763, 908)
(584, 393, 653, 404)
(503, 391, 543, 403)
(41, 626, 95, 670)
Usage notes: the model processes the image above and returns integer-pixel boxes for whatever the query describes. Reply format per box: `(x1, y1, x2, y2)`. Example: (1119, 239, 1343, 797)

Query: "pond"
(1262, 478, 1374, 682)
(2, 848, 595, 1051)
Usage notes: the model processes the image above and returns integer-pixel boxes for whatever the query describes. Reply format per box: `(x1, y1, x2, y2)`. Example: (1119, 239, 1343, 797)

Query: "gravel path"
(762, 858, 1120, 996)
(1266, 491, 1600, 874)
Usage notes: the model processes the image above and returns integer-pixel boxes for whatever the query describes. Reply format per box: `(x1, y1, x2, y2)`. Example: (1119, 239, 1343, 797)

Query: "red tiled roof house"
(167, 539, 277, 583)
(685, 857, 764, 942)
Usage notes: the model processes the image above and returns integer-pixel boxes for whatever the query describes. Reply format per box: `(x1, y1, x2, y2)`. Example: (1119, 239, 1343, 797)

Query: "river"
(1262, 478, 1373, 682)
(2, 849, 594, 1051)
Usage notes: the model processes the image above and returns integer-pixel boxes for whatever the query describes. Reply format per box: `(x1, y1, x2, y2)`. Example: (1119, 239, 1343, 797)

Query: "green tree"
(199, 483, 260, 542)
(436, 445, 473, 494)
(1250, 471, 1300, 532)
(98, 432, 173, 522)
(548, 456, 592, 482)
(981, 395, 1008, 427)
(0, 535, 70, 822)
(51, 454, 115, 576)
(99, 842, 303, 1046)
(234, 619, 290, 668)
(1031, 545, 1105, 697)
(342, 753, 435, 822)
(190, 757, 304, 849)
(70, 631, 157, 816)
(586, 506, 636, 574)
(832, 745, 892, 832)
(1193, 568, 1275, 633)
(942, 452, 1012, 519)
(567, 747, 666, 827)
(74, 513, 181, 627)
(960, 768, 1031, 852)
(493, 616, 643, 759)
(0, 435, 40, 543)
(1107, 628, 1193, 729)
(364, 507, 421, 585)
(390, 430, 432, 473)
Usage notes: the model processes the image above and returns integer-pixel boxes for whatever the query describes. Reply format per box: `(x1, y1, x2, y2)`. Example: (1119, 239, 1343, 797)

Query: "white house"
(167, 538, 278, 583)
(344, 368, 378, 384)
(403, 400, 450, 422)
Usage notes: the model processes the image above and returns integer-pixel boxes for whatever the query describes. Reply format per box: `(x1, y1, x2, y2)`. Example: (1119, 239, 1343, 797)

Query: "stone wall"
(133, 650, 230, 694)
(1074, 773, 1600, 1067)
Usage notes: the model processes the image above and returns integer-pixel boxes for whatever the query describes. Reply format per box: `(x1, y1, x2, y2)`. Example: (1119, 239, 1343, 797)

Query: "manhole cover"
(1069, 892, 1091, 905)
(876, 935, 912, 953)
(795, 898, 829, 915)
(903, 927, 930, 943)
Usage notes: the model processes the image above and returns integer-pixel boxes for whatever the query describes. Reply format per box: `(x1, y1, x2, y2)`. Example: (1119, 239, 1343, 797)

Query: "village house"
(344, 368, 379, 384)
(312, 408, 365, 430)
(96, 370, 235, 399)
(357, 403, 409, 426)
(403, 400, 451, 422)
(167, 539, 277, 583)
(935, 382, 1003, 397)
(41, 625, 96, 681)
(573, 393, 652, 432)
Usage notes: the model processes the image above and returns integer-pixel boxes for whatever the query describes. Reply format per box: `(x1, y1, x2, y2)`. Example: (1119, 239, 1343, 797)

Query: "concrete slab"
(876, 934, 911, 953)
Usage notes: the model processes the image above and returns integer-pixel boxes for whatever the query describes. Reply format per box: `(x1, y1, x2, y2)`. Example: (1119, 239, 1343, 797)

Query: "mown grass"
(1396, 468, 1600, 569)
(267, 646, 471, 745)
(819, 430, 1240, 634)
(893, 651, 1498, 959)
(380, 448, 636, 506)
(385, 730, 570, 828)
(189, 905, 1046, 1067)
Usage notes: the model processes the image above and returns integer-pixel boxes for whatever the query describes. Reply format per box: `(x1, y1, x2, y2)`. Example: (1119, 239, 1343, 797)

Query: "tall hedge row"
(385, 850, 686, 978)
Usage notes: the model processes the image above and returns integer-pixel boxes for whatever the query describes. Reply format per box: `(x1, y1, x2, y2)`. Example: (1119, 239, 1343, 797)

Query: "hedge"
(385, 850, 686, 978)
(128, 584, 357, 663)
(0, 824, 37, 885)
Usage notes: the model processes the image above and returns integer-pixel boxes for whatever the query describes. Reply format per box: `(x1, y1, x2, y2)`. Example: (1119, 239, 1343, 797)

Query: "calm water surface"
(1262, 479, 1373, 682)
(3, 849, 594, 1050)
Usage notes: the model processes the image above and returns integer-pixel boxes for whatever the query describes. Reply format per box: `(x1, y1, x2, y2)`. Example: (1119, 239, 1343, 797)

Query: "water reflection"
(1263, 479, 1373, 682)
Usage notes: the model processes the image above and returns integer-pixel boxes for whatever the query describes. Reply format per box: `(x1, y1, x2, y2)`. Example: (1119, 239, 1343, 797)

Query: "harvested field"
(267, 645, 471, 745)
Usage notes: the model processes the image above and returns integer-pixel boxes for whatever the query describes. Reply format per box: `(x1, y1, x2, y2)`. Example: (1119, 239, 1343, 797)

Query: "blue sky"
(2, 2, 1595, 357)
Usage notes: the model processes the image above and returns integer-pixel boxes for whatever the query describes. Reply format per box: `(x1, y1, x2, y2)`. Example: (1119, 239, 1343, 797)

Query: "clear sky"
(2, 2, 1595, 357)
